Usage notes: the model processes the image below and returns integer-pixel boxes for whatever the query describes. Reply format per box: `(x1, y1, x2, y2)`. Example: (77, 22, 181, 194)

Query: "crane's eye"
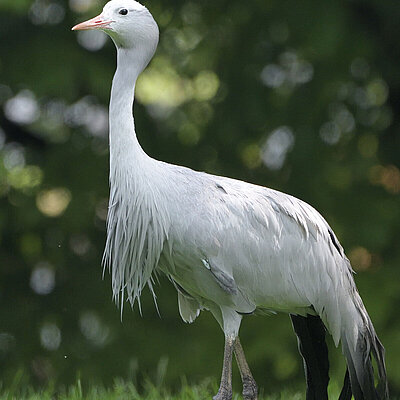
(119, 9, 128, 15)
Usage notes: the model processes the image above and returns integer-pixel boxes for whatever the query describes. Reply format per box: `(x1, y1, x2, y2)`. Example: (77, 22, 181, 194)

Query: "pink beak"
(72, 14, 113, 31)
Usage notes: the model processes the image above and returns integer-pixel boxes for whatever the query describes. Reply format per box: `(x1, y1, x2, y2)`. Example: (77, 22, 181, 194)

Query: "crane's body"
(163, 171, 351, 336)
(73, 1, 388, 399)
(108, 153, 352, 337)
(163, 171, 348, 326)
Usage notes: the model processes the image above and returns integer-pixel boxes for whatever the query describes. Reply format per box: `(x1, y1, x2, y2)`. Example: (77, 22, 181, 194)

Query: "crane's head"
(72, 0, 159, 55)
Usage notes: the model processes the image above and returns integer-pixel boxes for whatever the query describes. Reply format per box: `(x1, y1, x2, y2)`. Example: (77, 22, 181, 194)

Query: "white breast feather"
(103, 165, 170, 311)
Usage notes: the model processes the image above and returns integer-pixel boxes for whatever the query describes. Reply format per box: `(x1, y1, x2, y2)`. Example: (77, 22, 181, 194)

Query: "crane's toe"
(242, 376, 258, 400)
(213, 388, 232, 400)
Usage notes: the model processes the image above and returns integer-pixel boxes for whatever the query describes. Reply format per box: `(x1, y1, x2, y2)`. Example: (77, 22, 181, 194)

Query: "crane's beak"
(72, 14, 113, 31)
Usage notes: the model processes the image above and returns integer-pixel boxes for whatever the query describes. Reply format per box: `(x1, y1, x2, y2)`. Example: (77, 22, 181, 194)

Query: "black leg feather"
(290, 314, 329, 400)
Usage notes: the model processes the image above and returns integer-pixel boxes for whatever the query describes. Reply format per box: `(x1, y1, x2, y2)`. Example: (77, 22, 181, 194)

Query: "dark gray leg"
(213, 335, 234, 400)
(234, 338, 258, 400)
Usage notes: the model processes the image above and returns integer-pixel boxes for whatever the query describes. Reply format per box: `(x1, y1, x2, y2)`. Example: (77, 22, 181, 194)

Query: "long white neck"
(109, 48, 149, 174)
(105, 46, 168, 310)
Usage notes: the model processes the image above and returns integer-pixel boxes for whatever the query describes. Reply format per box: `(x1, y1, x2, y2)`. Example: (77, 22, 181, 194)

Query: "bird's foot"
(213, 388, 232, 400)
(242, 376, 258, 400)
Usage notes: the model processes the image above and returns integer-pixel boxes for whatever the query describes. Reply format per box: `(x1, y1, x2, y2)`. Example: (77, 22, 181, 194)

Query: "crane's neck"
(109, 48, 149, 172)
(105, 47, 168, 311)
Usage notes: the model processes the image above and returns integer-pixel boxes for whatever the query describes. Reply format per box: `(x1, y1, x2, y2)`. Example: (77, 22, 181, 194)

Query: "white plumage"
(73, 2, 388, 399)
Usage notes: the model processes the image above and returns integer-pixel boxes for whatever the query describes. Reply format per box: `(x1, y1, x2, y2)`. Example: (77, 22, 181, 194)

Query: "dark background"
(0, 0, 399, 395)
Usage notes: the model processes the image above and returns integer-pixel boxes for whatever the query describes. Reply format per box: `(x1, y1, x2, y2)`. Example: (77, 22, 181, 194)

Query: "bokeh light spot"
(79, 311, 110, 346)
(95, 198, 108, 222)
(181, 2, 202, 25)
(320, 122, 341, 145)
(193, 71, 220, 101)
(30, 0, 65, 25)
(4, 90, 40, 125)
(30, 262, 56, 295)
(261, 126, 294, 170)
(369, 165, 400, 194)
(136, 58, 191, 108)
(241, 144, 261, 169)
(36, 188, 72, 217)
(261, 64, 286, 88)
(69, 234, 91, 256)
(77, 30, 107, 52)
(349, 247, 372, 271)
(69, 0, 96, 13)
(8, 165, 43, 190)
(3, 144, 25, 170)
(366, 79, 388, 107)
(40, 323, 61, 351)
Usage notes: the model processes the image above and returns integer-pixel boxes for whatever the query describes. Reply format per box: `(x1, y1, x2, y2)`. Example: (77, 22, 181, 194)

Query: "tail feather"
(371, 335, 388, 398)
(340, 295, 389, 400)
(338, 369, 352, 400)
(342, 334, 368, 399)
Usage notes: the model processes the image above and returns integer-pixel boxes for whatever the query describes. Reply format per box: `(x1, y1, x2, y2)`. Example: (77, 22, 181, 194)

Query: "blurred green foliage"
(0, 0, 399, 396)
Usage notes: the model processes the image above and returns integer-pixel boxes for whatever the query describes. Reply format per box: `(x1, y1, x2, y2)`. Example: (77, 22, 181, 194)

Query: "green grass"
(5, 378, 398, 400)
(0, 379, 312, 400)
(1, 372, 368, 400)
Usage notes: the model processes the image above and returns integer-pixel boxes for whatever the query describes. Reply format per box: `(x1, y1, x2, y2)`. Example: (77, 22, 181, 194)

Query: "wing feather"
(177, 291, 201, 323)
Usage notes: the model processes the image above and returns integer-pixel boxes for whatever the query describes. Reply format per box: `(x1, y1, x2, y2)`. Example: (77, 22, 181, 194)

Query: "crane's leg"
(213, 334, 234, 400)
(234, 337, 258, 400)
